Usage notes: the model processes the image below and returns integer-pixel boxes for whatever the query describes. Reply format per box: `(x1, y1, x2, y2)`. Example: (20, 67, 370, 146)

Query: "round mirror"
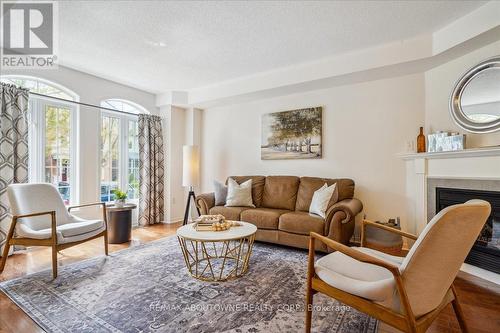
(450, 57, 500, 133)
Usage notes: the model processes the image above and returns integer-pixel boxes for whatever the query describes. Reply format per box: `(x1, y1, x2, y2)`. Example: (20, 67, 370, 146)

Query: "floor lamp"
(182, 145, 201, 225)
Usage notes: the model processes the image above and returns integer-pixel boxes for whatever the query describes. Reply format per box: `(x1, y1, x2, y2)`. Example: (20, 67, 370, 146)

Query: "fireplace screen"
(436, 187, 500, 274)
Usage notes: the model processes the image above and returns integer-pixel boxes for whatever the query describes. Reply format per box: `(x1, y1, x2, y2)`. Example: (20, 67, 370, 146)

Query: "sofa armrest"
(324, 198, 363, 245)
(326, 198, 363, 224)
(195, 192, 215, 215)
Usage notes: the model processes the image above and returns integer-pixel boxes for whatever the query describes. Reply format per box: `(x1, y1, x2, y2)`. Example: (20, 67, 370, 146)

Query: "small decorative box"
(427, 132, 465, 152)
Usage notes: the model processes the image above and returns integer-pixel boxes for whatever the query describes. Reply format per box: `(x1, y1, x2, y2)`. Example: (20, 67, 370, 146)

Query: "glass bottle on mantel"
(417, 127, 426, 153)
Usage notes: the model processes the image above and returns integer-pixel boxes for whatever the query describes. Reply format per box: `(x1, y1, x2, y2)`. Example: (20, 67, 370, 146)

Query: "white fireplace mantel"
(399, 147, 500, 285)
(398, 146, 500, 160)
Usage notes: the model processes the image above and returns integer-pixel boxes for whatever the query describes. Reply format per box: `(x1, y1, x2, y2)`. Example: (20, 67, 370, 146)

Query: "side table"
(361, 219, 404, 256)
(106, 204, 137, 244)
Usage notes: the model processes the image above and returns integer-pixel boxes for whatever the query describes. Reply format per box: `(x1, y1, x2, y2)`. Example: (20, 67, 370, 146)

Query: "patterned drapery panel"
(0, 83, 29, 256)
(138, 114, 165, 225)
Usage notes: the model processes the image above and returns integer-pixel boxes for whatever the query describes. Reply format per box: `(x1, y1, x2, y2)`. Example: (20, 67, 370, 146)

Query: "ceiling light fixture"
(145, 40, 166, 47)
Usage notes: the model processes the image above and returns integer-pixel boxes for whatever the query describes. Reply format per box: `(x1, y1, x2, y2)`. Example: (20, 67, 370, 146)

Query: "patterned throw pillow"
(213, 180, 228, 206)
(225, 178, 255, 207)
(309, 183, 337, 218)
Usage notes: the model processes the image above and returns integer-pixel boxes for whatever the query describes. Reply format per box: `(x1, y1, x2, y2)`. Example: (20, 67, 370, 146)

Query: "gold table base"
(177, 234, 256, 282)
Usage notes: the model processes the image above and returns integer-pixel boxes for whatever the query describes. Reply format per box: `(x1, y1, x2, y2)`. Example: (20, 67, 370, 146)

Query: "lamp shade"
(182, 145, 200, 187)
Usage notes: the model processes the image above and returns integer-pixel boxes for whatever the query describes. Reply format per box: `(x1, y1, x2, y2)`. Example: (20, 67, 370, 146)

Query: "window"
(100, 99, 147, 202)
(1, 76, 78, 204)
(44, 106, 72, 203)
(0, 76, 74, 100)
(100, 115, 121, 202)
(128, 120, 140, 199)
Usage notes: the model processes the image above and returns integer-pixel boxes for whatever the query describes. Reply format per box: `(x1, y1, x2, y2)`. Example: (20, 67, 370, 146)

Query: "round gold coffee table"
(177, 221, 257, 282)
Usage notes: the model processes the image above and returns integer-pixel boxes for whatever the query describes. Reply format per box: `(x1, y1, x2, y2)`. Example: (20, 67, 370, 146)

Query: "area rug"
(0, 236, 378, 333)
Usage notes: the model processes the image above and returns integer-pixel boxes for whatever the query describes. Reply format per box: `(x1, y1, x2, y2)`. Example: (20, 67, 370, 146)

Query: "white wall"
(162, 105, 186, 223)
(200, 73, 425, 232)
(425, 40, 500, 148)
(2, 66, 158, 221)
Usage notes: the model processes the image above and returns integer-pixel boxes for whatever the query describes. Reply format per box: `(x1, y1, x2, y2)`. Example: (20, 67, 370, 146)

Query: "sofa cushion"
(209, 206, 250, 221)
(278, 211, 325, 235)
(240, 208, 290, 230)
(261, 176, 300, 210)
(227, 176, 266, 207)
(295, 177, 339, 212)
(336, 178, 355, 202)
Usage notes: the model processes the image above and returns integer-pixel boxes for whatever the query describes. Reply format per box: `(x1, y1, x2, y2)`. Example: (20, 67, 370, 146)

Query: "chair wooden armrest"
(68, 202, 106, 212)
(12, 210, 57, 235)
(13, 210, 56, 220)
(360, 219, 417, 247)
(68, 202, 107, 225)
(7, 211, 57, 244)
(309, 232, 401, 276)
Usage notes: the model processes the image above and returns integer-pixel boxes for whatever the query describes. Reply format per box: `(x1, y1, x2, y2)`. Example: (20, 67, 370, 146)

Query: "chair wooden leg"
(305, 283, 314, 333)
(305, 236, 315, 333)
(1, 216, 17, 274)
(103, 231, 109, 256)
(451, 285, 469, 333)
(0, 242, 11, 272)
(51, 244, 58, 279)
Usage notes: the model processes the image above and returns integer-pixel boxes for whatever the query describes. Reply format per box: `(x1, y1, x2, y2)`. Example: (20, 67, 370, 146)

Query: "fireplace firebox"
(436, 187, 500, 274)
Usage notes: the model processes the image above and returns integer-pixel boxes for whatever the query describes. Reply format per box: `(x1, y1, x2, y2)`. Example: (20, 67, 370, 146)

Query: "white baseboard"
(164, 217, 183, 224)
(460, 263, 500, 285)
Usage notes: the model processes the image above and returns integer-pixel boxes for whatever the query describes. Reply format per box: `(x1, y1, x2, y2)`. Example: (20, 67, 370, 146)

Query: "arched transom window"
(0, 75, 77, 101)
(101, 99, 148, 114)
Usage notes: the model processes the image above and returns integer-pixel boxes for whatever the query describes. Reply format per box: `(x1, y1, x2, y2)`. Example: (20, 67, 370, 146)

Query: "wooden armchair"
(0, 183, 108, 278)
(305, 200, 491, 333)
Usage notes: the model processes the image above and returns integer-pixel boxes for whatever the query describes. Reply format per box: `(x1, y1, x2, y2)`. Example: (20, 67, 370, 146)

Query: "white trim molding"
(398, 146, 500, 160)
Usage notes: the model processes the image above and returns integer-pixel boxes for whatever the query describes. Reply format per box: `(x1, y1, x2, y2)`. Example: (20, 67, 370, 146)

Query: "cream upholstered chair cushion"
(7, 183, 105, 244)
(315, 199, 491, 317)
(315, 246, 402, 309)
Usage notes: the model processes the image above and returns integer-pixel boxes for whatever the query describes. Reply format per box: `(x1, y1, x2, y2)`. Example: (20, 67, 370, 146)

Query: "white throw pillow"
(309, 183, 336, 218)
(225, 178, 255, 207)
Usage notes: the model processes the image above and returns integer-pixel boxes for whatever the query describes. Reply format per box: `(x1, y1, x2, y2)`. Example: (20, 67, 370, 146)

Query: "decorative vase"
(115, 199, 126, 208)
(417, 127, 426, 153)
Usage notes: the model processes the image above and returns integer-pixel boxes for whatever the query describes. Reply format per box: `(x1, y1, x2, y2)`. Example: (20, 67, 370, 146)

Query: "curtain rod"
(29, 91, 139, 117)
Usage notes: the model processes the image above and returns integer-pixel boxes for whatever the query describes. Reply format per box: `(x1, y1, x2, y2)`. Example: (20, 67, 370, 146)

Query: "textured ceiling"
(58, 0, 486, 93)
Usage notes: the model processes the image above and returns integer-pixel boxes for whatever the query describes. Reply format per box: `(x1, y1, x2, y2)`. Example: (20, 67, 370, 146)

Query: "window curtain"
(0, 83, 29, 256)
(138, 114, 165, 225)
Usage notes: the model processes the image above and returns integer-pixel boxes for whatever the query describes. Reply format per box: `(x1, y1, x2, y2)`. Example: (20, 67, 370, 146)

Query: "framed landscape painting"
(261, 107, 322, 160)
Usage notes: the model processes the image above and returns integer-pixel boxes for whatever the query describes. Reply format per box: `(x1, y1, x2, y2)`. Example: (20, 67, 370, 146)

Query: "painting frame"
(261, 107, 322, 160)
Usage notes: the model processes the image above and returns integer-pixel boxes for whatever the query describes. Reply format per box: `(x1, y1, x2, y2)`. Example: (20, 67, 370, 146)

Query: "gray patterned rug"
(0, 236, 378, 333)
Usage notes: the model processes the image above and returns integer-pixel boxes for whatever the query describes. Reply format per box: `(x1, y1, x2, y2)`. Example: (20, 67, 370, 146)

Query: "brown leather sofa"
(195, 176, 363, 252)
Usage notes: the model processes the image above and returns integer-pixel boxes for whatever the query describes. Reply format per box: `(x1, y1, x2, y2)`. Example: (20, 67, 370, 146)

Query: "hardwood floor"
(0, 223, 180, 333)
(377, 271, 500, 333)
(0, 223, 499, 333)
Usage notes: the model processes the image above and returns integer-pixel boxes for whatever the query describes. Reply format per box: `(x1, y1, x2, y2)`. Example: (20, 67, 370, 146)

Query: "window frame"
(1, 75, 80, 205)
(30, 97, 79, 205)
(99, 99, 147, 204)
